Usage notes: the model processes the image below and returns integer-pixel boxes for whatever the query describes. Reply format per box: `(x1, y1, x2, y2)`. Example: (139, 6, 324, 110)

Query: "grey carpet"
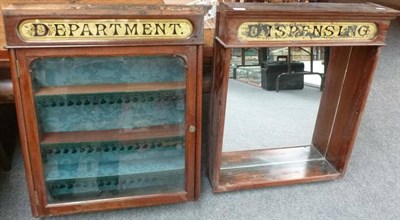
(1, 18, 399, 220)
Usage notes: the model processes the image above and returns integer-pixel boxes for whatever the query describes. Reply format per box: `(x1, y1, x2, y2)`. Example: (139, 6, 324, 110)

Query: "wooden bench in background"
(0, 50, 18, 171)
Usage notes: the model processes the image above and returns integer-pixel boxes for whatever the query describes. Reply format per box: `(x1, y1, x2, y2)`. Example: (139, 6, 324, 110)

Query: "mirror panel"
(223, 47, 327, 152)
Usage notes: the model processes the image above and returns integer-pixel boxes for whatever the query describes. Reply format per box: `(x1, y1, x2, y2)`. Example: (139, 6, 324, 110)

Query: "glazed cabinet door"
(16, 46, 197, 214)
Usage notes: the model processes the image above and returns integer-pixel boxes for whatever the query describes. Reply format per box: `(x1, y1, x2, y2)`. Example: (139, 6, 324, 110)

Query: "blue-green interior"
(35, 90, 185, 132)
(31, 56, 185, 87)
(31, 56, 187, 202)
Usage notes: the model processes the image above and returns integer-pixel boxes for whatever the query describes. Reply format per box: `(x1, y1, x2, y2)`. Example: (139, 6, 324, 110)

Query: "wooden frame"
(208, 2, 399, 192)
(3, 4, 208, 217)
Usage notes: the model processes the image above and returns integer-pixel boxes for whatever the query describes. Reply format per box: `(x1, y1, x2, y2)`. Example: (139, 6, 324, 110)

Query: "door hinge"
(34, 191, 39, 206)
(15, 60, 21, 78)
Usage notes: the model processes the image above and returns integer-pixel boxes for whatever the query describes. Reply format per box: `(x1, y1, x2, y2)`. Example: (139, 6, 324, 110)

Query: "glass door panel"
(30, 56, 187, 203)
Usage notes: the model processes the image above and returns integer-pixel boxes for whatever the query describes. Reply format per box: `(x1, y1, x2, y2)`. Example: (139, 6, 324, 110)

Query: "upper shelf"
(35, 81, 186, 96)
(41, 124, 185, 145)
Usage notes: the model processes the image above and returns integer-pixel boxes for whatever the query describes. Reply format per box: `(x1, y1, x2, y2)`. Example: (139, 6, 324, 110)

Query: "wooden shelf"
(41, 124, 185, 145)
(46, 169, 185, 203)
(217, 146, 340, 192)
(35, 81, 186, 96)
(45, 152, 185, 181)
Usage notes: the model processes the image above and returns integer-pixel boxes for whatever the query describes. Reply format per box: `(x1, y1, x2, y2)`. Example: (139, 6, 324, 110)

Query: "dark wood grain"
(312, 47, 352, 156)
(41, 125, 185, 145)
(219, 2, 400, 16)
(217, 146, 340, 192)
(324, 46, 381, 173)
(35, 81, 186, 96)
(182, 46, 197, 202)
(194, 45, 203, 199)
(221, 145, 325, 169)
(208, 40, 231, 192)
(46, 192, 188, 216)
(9, 49, 40, 216)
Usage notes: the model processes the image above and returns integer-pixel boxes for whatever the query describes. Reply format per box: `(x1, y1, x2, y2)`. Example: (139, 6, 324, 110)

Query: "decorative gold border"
(238, 22, 378, 42)
(18, 19, 194, 42)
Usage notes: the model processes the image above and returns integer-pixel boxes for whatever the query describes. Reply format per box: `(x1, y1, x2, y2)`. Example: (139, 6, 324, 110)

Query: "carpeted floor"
(0, 17, 399, 220)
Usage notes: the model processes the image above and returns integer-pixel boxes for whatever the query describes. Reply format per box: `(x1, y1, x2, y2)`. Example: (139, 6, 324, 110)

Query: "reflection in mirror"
(223, 47, 328, 152)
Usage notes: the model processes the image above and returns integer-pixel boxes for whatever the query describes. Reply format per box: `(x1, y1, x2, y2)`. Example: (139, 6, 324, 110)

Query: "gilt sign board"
(237, 22, 378, 42)
(18, 19, 193, 42)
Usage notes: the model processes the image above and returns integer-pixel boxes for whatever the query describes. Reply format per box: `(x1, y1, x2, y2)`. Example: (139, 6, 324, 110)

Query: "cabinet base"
(213, 145, 341, 192)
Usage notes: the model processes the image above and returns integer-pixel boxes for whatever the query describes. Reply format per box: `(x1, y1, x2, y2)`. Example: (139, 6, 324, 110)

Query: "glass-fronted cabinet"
(3, 4, 207, 217)
(33, 55, 187, 203)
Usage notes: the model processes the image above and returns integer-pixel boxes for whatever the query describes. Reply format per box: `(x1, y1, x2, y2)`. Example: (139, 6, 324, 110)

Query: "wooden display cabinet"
(208, 2, 399, 192)
(3, 4, 207, 217)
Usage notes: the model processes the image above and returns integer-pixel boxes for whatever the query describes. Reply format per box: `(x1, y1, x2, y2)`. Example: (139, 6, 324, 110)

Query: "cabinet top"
(219, 2, 400, 18)
(3, 4, 209, 16)
(215, 2, 400, 47)
(2, 4, 210, 48)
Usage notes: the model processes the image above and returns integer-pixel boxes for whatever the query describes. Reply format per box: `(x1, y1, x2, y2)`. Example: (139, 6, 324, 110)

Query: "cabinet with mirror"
(208, 2, 400, 192)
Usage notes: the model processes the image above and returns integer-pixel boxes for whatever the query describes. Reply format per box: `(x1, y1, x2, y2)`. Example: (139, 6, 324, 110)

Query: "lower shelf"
(46, 169, 185, 203)
(217, 145, 340, 192)
(44, 151, 185, 181)
(41, 133, 187, 203)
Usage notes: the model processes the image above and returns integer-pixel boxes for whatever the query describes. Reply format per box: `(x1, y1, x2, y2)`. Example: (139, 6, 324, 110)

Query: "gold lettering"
(18, 19, 193, 42)
(125, 24, 138, 35)
(169, 23, 181, 35)
(238, 22, 378, 42)
(324, 26, 335, 37)
(109, 24, 122, 35)
(68, 24, 79, 37)
(274, 25, 286, 38)
(80, 24, 93, 36)
(312, 25, 323, 37)
(95, 24, 107, 36)
(249, 25, 259, 37)
(358, 25, 370, 36)
(142, 24, 153, 35)
(155, 23, 166, 35)
(32, 23, 49, 37)
(54, 24, 66, 36)
(347, 25, 358, 37)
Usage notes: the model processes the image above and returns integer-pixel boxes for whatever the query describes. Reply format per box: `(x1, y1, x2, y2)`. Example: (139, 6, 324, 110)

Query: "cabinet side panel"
(10, 49, 41, 217)
(325, 46, 381, 173)
(208, 41, 230, 190)
(312, 47, 352, 155)
(195, 45, 203, 200)
(17, 49, 49, 215)
(185, 46, 198, 200)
